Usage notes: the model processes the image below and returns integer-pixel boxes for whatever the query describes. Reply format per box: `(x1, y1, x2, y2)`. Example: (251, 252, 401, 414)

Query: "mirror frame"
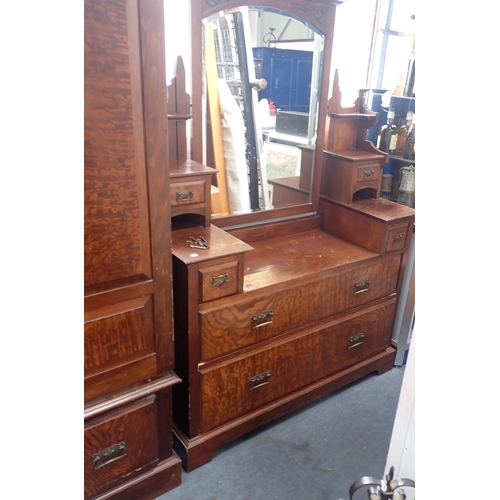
(190, 0, 345, 228)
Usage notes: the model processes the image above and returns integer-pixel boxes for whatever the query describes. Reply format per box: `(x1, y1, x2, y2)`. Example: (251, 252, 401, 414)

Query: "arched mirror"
(190, 0, 343, 227)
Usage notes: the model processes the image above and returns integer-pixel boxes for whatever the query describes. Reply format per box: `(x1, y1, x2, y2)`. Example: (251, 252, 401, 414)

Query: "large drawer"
(199, 299, 396, 433)
(84, 396, 158, 499)
(200, 255, 400, 360)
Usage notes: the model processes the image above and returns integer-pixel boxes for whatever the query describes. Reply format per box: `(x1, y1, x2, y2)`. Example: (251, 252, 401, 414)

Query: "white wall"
(164, 1, 192, 90)
(384, 331, 415, 499)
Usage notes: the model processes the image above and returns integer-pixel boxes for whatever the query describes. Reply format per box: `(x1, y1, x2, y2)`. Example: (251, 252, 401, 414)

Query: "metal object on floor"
(340, 466, 415, 499)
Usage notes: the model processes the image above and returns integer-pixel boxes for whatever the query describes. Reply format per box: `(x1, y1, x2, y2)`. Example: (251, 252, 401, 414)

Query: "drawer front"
(355, 163, 381, 183)
(385, 224, 408, 253)
(200, 300, 396, 432)
(84, 396, 158, 499)
(199, 261, 240, 303)
(170, 180, 206, 207)
(200, 255, 400, 360)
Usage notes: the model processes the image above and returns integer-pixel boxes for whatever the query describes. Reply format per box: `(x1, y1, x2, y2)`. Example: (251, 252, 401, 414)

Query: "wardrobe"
(84, 0, 182, 498)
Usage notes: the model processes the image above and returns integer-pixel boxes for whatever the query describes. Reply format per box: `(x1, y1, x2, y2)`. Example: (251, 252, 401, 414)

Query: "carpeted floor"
(156, 366, 406, 500)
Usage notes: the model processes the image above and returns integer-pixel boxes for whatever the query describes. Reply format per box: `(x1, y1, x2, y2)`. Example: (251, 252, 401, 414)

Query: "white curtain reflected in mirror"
(202, 6, 324, 217)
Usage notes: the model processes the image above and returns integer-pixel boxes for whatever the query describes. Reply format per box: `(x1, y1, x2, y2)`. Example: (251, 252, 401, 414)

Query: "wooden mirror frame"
(190, 0, 345, 228)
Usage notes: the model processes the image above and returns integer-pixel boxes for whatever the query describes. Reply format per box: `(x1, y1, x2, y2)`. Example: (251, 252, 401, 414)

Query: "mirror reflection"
(202, 6, 325, 217)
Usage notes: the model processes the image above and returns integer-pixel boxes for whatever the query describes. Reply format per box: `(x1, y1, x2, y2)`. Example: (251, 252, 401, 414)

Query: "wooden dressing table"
(168, 0, 414, 471)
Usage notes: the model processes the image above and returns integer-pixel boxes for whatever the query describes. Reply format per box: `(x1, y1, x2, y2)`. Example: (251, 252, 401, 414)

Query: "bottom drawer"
(84, 396, 158, 499)
(200, 299, 396, 433)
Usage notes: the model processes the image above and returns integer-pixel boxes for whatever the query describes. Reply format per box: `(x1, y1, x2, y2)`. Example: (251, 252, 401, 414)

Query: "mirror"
(190, 0, 339, 227)
(203, 6, 324, 217)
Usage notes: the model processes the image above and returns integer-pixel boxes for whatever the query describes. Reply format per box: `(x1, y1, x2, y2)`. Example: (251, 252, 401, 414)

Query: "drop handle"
(348, 333, 365, 349)
(211, 274, 229, 287)
(251, 310, 274, 329)
(364, 169, 375, 179)
(92, 441, 127, 470)
(249, 370, 271, 390)
(353, 279, 371, 295)
(392, 232, 405, 242)
(176, 189, 194, 202)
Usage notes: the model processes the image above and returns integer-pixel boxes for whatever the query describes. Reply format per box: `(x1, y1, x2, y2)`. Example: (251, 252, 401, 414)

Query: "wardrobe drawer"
(199, 260, 241, 303)
(170, 180, 206, 207)
(84, 396, 158, 499)
(200, 255, 400, 360)
(199, 299, 396, 432)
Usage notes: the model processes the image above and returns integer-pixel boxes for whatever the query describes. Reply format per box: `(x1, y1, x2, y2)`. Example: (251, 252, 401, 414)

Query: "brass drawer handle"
(353, 279, 371, 294)
(92, 441, 127, 470)
(249, 370, 271, 390)
(176, 189, 194, 202)
(251, 309, 274, 329)
(392, 232, 405, 242)
(364, 169, 375, 179)
(211, 273, 229, 287)
(348, 333, 365, 349)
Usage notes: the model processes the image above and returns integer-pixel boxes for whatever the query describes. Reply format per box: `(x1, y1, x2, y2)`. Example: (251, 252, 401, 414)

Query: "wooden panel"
(84, 296, 158, 401)
(84, 0, 151, 288)
(84, 396, 158, 499)
(200, 300, 396, 432)
(200, 255, 400, 360)
(320, 197, 414, 254)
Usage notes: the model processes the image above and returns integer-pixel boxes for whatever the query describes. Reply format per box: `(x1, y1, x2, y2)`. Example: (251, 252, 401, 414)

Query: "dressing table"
(170, 0, 415, 472)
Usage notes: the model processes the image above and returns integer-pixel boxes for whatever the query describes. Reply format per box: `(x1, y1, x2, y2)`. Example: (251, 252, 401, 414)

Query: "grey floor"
(157, 366, 406, 500)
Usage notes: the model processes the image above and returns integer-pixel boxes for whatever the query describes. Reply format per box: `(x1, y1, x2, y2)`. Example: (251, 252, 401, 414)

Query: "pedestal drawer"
(199, 260, 241, 303)
(199, 299, 396, 433)
(84, 396, 158, 499)
(170, 180, 206, 207)
(200, 255, 400, 360)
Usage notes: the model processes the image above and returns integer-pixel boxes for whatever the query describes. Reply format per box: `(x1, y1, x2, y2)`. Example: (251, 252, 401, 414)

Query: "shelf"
(329, 112, 376, 120)
(169, 159, 218, 178)
(324, 149, 387, 162)
(389, 154, 415, 164)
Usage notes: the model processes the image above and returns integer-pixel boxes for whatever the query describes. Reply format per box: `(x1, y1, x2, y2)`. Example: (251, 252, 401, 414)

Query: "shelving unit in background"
(365, 92, 415, 366)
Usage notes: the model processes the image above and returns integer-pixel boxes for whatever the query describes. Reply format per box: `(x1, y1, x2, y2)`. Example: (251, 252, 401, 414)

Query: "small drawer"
(170, 180, 206, 207)
(84, 396, 158, 499)
(355, 163, 381, 183)
(385, 224, 408, 253)
(199, 261, 240, 303)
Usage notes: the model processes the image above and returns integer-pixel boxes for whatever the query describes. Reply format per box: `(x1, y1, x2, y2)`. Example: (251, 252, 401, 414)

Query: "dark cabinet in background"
(253, 46, 313, 112)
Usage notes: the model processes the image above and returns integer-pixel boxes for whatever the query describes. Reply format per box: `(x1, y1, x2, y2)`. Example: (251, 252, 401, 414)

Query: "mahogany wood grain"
(84, 0, 152, 288)
(85, 396, 158, 499)
(200, 255, 400, 360)
(85, 388, 182, 500)
(225, 214, 321, 243)
(199, 299, 396, 432)
(84, 372, 181, 420)
(320, 197, 415, 255)
(90, 457, 182, 500)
